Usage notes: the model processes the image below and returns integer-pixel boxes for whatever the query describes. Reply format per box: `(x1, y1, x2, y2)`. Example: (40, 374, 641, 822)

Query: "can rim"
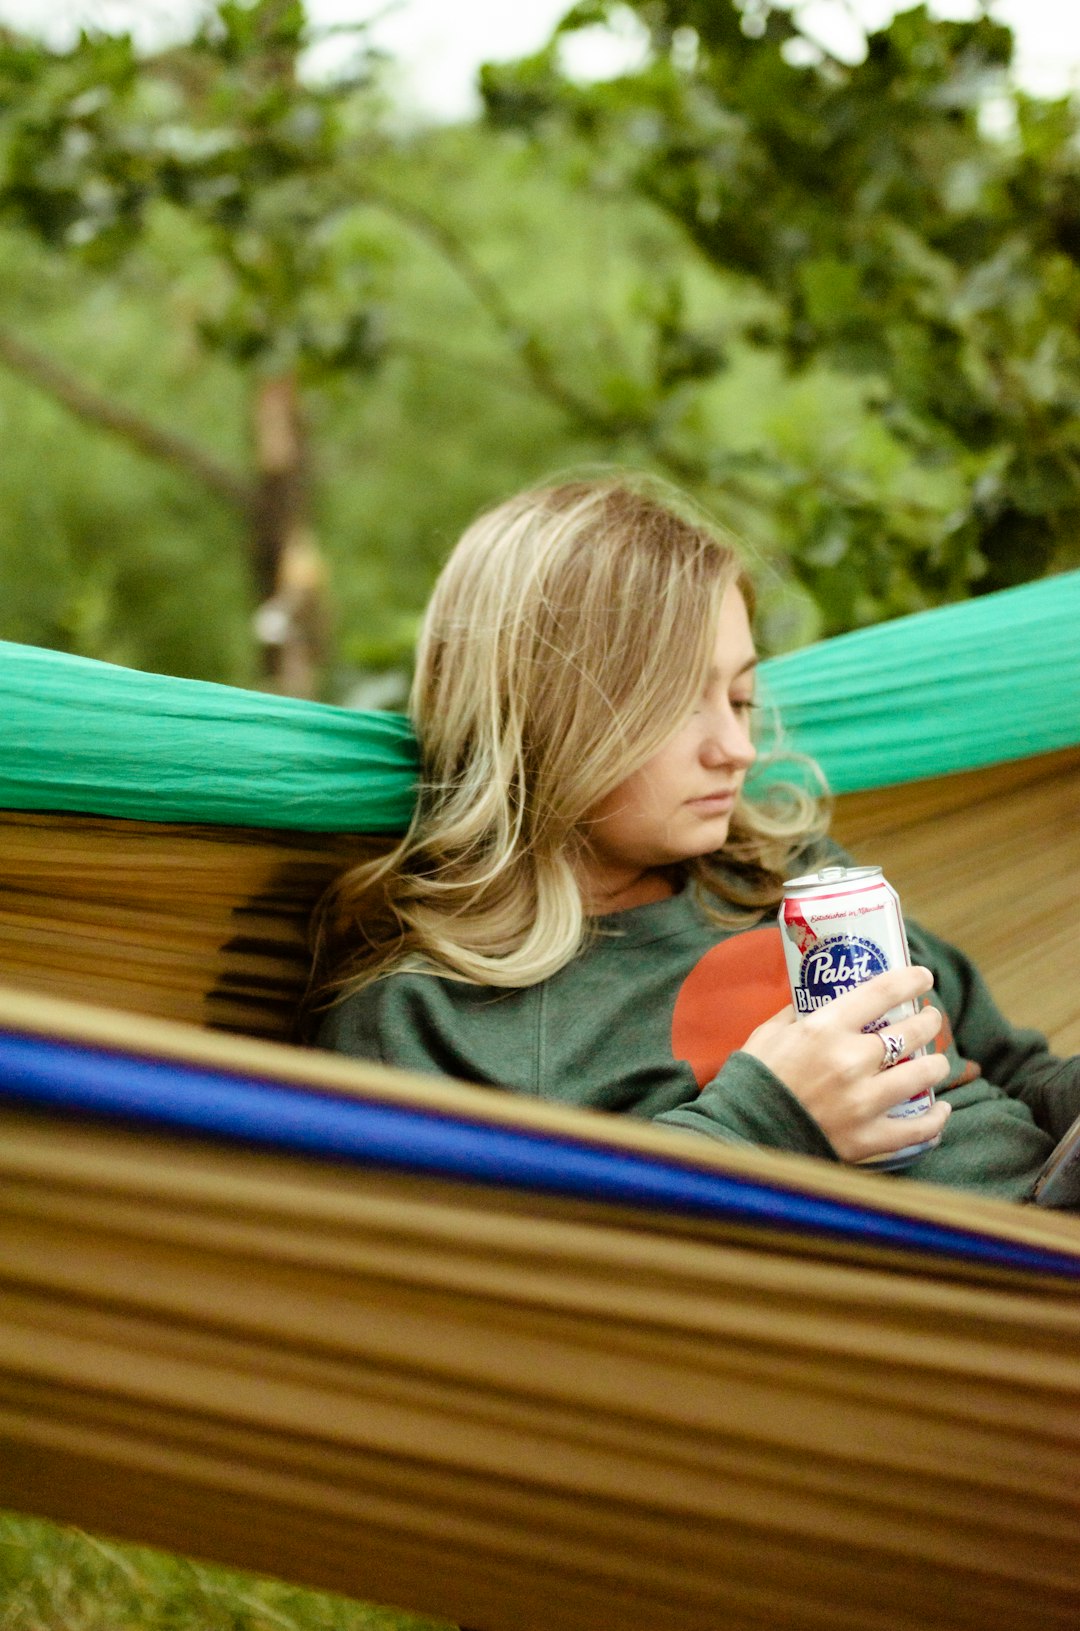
(782, 864, 882, 891)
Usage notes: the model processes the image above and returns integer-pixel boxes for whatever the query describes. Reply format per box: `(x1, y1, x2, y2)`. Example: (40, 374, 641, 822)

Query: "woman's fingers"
(803, 964, 935, 1034)
(864, 1047, 951, 1118)
(849, 1097, 952, 1163)
(741, 967, 953, 1165)
(865, 1001, 944, 1069)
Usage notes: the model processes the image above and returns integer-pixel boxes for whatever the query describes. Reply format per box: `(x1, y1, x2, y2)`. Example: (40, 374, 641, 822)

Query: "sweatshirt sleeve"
(653, 1052, 841, 1161)
(318, 965, 842, 1161)
(907, 918, 1080, 1142)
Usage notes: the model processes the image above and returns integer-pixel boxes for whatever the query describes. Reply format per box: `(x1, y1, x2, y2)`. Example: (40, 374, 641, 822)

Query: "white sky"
(0, 1, 1077, 117)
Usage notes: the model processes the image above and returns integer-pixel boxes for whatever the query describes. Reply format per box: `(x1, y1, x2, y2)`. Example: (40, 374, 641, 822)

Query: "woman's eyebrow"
(705, 655, 759, 684)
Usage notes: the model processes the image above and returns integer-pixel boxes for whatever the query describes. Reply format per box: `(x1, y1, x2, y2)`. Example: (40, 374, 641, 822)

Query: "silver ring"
(878, 1032, 905, 1071)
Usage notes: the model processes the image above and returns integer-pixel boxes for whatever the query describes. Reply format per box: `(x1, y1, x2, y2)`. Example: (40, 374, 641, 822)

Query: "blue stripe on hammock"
(2, 1027, 1077, 1279)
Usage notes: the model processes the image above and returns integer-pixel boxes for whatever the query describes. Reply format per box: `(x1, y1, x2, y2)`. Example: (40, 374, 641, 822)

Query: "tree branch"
(356, 188, 781, 508)
(0, 325, 254, 513)
(356, 185, 645, 438)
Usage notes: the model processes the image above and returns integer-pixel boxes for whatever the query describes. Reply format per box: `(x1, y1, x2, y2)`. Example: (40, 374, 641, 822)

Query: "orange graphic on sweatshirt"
(671, 927, 791, 1088)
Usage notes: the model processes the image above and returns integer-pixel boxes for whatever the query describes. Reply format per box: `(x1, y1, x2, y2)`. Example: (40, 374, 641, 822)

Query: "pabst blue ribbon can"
(779, 864, 936, 1169)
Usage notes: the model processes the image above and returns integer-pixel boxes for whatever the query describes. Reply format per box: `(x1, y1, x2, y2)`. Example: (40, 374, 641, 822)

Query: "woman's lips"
(686, 791, 737, 811)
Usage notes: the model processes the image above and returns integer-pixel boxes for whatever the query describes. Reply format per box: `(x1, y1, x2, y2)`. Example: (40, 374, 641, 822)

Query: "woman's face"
(579, 584, 758, 910)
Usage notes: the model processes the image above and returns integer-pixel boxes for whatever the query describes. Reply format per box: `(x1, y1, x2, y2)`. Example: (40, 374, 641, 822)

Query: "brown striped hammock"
(2, 579, 1080, 1631)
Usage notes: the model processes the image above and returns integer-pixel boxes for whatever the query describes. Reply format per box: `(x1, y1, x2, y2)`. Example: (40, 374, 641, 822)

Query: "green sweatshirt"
(319, 885, 1079, 1202)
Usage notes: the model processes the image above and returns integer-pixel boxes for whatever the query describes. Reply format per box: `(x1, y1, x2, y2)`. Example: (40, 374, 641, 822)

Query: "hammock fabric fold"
(3, 989, 1080, 1631)
(759, 566, 1080, 792)
(0, 638, 419, 833)
(2, 747, 1077, 1049)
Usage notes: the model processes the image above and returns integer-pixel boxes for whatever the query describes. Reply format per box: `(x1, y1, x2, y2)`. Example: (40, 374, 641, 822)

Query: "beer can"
(778, 863, 937, 1170)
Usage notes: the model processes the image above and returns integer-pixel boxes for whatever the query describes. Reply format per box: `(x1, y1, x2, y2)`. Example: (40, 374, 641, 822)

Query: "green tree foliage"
(0, 222, 256, 683)
(0, 0, 391, 694)
(1, 108, 771, 689)
(482, 0, 1080, 626)
(0, 1, 826, 687)
(2, 0, 1079, 693)
(0, 1, 385, 373)
(4, 1, 774, 689)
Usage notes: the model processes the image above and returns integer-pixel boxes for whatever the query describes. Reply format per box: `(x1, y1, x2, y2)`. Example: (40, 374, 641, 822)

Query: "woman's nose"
(701, 712, 757, 768)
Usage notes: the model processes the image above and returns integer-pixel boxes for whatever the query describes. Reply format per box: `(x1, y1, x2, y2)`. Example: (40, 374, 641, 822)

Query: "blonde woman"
(314, 478, 1080, 1197)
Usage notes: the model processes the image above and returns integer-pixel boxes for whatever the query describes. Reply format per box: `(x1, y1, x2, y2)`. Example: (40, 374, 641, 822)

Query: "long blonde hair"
(311, 477, 827, 1004)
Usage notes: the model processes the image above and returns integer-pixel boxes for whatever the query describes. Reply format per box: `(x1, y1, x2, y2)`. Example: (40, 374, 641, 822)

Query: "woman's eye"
(692, 693, 758, 719)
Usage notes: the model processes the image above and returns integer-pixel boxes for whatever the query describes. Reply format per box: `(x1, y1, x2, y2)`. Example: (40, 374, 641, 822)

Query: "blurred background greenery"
(2, 0, 1079, 709)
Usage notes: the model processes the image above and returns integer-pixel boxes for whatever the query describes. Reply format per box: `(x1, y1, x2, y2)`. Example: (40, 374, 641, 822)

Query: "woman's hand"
(742, 965, 952, 1164)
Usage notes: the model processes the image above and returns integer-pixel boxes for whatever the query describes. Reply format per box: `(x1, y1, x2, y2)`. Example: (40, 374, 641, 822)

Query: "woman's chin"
(680, 811, 733, 852)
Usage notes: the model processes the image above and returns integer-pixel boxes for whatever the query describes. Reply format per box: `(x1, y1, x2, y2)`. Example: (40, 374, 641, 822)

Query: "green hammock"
(5, 567, 1078, 832)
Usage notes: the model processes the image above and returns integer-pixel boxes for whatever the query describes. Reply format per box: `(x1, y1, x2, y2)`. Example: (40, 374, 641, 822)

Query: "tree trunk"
(251, 373, 328, 699)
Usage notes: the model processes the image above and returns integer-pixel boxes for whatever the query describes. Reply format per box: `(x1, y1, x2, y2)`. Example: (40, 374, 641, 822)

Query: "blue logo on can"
(795, 935, 888, 1014)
